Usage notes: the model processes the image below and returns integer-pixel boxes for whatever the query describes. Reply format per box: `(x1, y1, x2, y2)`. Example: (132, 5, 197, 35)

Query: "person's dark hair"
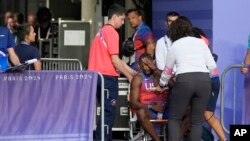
(166, 11, 180, 18)
(36, 7, 52, 23)
(16, 24, 31, 42)
(126, 8, 143, 17)
(168, 16, 193, 42)
(107, 4, 126, 20)
(7, 16, 18, 33)
(7, 15, 14, 19)
(14, 12, 24, 25)
(192, 27, 207, 38)
(179, 16, 192, 26)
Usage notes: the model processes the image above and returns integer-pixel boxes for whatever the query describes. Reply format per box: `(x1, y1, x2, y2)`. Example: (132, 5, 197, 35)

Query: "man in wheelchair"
(130, 53, 168, 141)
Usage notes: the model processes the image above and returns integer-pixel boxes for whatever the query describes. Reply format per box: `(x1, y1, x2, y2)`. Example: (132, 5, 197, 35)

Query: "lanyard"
(133, 29, 139, 42)
(163, 35, 168, 49)
(14, 35, 18, 43)
(98, 24, 115, 49)
(38, 27, 51, 39)
(21, 41, 30, 45)
(133, 23, 143, 42)
(98, 29, 107, 48)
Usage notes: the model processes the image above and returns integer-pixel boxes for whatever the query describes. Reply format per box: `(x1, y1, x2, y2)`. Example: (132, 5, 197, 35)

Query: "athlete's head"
(139, 53, 154, 75)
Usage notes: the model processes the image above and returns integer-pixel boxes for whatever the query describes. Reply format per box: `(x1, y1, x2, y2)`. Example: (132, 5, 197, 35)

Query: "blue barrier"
(0, 71, 98, 141)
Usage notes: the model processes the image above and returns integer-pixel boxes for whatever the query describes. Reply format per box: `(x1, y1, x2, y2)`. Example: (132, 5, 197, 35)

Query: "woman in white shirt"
(157, 17, 216, 141)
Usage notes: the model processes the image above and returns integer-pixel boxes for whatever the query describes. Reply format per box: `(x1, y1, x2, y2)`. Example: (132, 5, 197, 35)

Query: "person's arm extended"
(244, 50, 250, 64)
(121, 61, 137, 76)
(204, 43, 216, 72)
(241, 49, 250, 74)
(130, 74, 146, 109)
(7, 48, 20, 65)
(155, 39, 165, 71)
(159, 47, 175, 87)
(34, 60, 42, 70)
(111, 54, 134, 82)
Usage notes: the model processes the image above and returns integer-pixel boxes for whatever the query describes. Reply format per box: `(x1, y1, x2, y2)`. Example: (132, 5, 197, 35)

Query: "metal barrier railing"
(220, 63, 244, 134)
(97, 72, 105, 141)
(41, 58, 83, 70)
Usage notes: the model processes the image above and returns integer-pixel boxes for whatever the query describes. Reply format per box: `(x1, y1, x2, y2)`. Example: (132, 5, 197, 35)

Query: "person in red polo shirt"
(88, 4, 135, 141)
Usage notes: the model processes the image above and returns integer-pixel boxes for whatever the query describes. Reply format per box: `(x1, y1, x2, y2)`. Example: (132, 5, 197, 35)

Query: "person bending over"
(88, 4, 135, 141)
(157, 17, 216, 141)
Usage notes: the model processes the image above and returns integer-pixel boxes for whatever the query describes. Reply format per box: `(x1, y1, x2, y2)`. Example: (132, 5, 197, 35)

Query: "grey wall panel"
(58, 20, 90, 69)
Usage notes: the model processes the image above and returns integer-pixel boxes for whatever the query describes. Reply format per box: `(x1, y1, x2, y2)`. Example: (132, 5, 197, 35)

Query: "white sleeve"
(155, 38, 166, 70)
(203, 43, 216, 71)
(159, 47, 176, 86)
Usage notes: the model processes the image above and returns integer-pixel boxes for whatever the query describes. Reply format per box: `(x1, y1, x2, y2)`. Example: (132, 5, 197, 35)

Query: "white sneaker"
(131, 131, 144, 141)
(145, 134, 152, 141)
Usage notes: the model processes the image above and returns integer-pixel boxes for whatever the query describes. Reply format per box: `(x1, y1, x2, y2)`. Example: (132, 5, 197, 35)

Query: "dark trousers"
(168, 72, 211, 141)
(95, 75, 118, 141)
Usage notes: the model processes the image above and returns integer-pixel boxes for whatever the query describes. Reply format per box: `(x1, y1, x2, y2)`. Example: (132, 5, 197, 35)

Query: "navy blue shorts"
(206, 77, 220, 112)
